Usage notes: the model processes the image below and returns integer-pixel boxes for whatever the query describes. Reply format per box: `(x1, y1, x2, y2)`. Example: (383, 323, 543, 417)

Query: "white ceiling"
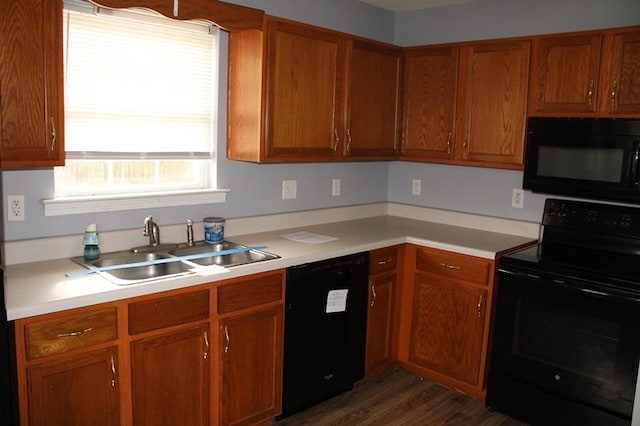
(358, 0, 478, 12)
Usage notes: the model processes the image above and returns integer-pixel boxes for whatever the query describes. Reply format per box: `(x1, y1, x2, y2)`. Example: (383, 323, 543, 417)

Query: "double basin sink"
(71, 241, 280, 285)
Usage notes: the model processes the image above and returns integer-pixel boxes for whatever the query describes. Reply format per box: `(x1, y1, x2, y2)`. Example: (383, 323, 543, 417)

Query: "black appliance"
(487, 198, 640, 426)
(0, 271, 16, 425)
(279, 252, 368, 419)
(523, 117, 640, 203)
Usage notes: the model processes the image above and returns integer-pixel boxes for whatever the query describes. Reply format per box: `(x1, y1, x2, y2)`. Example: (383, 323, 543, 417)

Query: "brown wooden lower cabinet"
(131, 324, 210, 426)
(15, 270, 286, 426)
(365, 272, 396, 375)
(27, 346, 120, 426)
(395, 245, 495, 400)
(219, 305, 283, 426)
(409, 272, 486, 386)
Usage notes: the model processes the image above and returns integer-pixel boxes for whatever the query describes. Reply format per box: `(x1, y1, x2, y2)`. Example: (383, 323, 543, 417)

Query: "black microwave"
(523, 117, 640, 204)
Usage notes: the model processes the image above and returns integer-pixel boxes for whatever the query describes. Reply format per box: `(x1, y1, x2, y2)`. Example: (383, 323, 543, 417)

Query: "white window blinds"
(63, 2, 217, 159)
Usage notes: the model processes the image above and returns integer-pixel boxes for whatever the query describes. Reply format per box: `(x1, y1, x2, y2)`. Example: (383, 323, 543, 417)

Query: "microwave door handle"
(632, 141, 640, 187)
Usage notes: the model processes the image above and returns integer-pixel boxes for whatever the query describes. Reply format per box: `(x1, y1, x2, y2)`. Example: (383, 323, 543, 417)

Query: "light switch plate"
(282, 180, 297, 200)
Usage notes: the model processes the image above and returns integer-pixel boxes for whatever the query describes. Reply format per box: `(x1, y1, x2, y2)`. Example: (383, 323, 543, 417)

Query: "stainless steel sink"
(71, 251, 193, 284)
(70, 240, 279, 285)
(169, 241, 280, 268)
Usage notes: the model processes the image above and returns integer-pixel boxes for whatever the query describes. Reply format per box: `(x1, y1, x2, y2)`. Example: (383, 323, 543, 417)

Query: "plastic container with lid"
(204, 217, 225, 243)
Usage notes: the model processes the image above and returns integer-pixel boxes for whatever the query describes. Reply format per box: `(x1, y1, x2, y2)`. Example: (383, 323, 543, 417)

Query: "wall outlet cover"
(8, 195, 25, 221)
(512, 188, 524, 209)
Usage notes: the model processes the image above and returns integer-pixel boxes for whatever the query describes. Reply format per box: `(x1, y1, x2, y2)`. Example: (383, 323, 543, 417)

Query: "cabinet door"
(219, 305, 283, 426)
(266, 20, 343, 160)
(365, 272, 395, 375)
(131, 325, 210, 426)
(345, 40, 400, 159)
(401, 46, 458, 160)
(409, 272, 486, 386)
(460, 40, 529, 167)
(27, 346, 119, 426)
(606, 30, 640, 114)
(0, 0, 64, 168)
(532, 34, 602, 113)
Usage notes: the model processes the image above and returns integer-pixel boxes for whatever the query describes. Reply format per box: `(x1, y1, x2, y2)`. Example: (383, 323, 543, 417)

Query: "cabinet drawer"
(369, 247, 398, 274)
(129, 290, 209, 335)
(26, 308, 117, 359)
(416, 248, 491, 285)
(218, 273, 283, 314)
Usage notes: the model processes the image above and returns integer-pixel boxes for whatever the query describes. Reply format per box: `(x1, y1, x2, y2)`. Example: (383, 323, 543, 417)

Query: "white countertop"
(4, 215, 537, 320)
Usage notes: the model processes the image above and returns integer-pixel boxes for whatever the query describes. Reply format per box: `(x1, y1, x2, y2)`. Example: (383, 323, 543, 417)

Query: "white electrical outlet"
(412, 179, 422, 195)
(282, 180, 297, 200)
(332, 179, 341, 196)
(512, 188, 524, 209)
(8, 195, 25, 221)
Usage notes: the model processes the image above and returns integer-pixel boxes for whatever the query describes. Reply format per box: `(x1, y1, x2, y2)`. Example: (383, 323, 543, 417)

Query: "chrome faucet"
(186, 219, 194, 247)
(143, 215, 160, 246)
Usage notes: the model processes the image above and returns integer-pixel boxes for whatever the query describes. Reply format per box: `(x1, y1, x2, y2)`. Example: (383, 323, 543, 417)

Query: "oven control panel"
(543, 198, 640, 237)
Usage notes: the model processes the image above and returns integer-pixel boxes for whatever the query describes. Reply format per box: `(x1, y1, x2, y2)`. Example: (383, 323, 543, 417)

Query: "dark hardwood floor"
(274, 368, 527, 426)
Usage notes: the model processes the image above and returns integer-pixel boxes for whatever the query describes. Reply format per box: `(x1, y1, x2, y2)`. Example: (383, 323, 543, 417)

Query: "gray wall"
(2, 0, 639, 241)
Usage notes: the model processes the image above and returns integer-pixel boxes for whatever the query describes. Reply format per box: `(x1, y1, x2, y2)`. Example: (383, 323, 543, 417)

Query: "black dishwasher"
(279, 252, 369, 419)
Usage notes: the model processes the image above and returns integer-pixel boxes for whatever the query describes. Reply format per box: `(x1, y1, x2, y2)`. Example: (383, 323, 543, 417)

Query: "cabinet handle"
(173, 0, 179, 16)
(370, 284, 377, 308)
(332, 129, 339, 152)
(346, 128, 352, 154)
(110, 356, 116, 388)
(446, 132, 452, 156)
(439, 262, 461, 270)
(463, 133, 469, 154)
(587, 79, 594, 107)
(224, 326, 230, 353)
(50, 117, 57, 152)
(56, 327, 93, 338)
(610, 79, 618, 111)
(203, 331, 209, 359)
(477, 295, 483, 318)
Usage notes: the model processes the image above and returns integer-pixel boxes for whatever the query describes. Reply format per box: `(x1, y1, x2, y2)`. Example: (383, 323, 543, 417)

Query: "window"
(55, 1, 218, 198)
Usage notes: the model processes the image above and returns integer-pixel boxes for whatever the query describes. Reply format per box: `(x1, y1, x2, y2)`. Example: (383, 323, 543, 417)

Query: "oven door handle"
(498, 268, 640, 304)
(631, 140, 640, 187)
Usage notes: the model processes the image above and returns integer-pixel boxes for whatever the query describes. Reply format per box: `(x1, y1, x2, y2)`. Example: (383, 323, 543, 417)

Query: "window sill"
(42, 189, 229, 216)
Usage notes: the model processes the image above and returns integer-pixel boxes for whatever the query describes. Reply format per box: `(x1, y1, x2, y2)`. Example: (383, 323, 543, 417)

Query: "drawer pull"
(56, 327, 93, 338)
(377, 258, 393, 266)
(110, 356, 116, 388)
(439, 263, 461, 270)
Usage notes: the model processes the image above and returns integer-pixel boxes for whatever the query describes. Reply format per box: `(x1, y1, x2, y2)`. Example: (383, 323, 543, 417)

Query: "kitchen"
(1, 0, 640, 425)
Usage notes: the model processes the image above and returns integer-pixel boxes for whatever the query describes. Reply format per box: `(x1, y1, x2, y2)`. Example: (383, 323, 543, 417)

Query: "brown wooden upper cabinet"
(227, 17, 400, 163)
(0, 0, 65, 168)
(401, 46, 459, 161)
(531, 26, 640, 116)
(401, 39, 530, 169)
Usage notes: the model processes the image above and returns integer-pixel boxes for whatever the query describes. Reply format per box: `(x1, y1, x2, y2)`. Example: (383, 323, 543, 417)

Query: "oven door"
(487, 266, 640, 424)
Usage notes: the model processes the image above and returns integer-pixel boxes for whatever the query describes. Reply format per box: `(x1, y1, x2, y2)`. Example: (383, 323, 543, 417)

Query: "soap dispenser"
(83, 223, 100, 261)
